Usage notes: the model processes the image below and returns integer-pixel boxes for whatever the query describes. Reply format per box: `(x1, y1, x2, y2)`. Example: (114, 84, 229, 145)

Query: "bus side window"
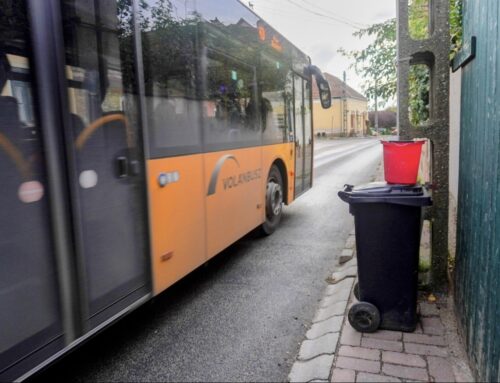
(138, 0, 201, 158)
(60, 0, 150, 318)
(203, 53, 260, 151)
(0, 2, 62, 371)
(260, 53, 293, 145)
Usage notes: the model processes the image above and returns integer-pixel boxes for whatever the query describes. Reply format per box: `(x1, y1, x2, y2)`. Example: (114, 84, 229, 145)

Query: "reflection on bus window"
(10, 79, 34, 126)
(62, 0, 147, 314)
(0, 0, 61, 367)
(203, 52, 260, 149)
(261, 54, 293, 144)
(195, 0, 259, 29)
(139, 0, 202, 158)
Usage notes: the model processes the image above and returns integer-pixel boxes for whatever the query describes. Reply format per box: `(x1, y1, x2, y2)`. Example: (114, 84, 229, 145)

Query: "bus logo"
(207, 155, 240, 196)
(207, 154, 262, 196)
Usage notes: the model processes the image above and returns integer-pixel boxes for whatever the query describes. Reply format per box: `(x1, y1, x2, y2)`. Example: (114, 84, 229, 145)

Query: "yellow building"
(312, 73, 368, 137)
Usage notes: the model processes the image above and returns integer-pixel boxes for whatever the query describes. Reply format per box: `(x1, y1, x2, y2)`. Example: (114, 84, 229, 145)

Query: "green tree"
(409, 65, 430, 124)
(450, 0, 463, 58)
(409, 0, 430, 40)
(338, 19, 396, 106)
(340, 0, 462, 125)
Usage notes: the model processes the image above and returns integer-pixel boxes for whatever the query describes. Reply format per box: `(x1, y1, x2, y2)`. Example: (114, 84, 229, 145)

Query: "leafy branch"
(338, 19, 396, 105)
(339, 0, 463, 125)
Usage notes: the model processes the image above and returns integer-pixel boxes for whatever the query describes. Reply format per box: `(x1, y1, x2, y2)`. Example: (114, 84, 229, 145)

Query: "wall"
(454, 1, 500, 381)
(312, 98, 342, 135)
(448, 67, 461, 263)
(312, 97, 367, 137)
(346, 98, 368, 136)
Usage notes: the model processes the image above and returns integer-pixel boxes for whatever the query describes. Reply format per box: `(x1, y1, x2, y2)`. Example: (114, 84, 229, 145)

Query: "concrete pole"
(397, 0, 450, 289)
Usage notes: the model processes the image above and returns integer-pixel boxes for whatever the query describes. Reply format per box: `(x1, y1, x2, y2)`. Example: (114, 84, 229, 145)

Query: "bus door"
(60, 1, 150, 328)
(0, 1, 64, 379)
(1, 0, 151, 377)
(294, 74, 313, 196)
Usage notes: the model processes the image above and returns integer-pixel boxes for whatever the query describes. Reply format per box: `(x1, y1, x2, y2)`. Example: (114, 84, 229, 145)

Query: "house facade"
(312, 73, 368, 137)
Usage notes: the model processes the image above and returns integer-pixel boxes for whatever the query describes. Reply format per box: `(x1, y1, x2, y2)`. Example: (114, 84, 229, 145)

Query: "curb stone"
(344, 234, 356, 250)
(313, 301, 348, 322)
(325, 256, 357, 285)
(319, 292, 349, 308)
(306, 315, 345, 340)
(326, 265, 356, 284)
(288, 236, 356, 382)
(324, 278, 353, 295)
(335, 255, 357, 271)
(338, 248, 354, 264)
(288, 354, 334, 383)
(298, 333, 340, 361)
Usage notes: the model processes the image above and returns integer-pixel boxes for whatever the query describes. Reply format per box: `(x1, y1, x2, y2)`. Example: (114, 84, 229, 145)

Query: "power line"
(297, 0, 369, 28)
(251, 0, 371, 30)
(252, 3, 360, 29)
(288, 0, 364, 29)
(284, 0, 364, 29)
(252, 0, 364, 30)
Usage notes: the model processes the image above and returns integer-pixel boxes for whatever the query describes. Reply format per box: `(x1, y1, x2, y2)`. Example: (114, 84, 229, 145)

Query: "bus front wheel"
(261, 164, 283, 235)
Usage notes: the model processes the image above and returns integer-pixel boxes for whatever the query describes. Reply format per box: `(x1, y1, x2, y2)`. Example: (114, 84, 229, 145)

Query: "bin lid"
(338, 182, 432, 206)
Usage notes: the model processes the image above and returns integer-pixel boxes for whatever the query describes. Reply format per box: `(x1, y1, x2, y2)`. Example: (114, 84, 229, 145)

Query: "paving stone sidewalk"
(288, 233, 473, 383)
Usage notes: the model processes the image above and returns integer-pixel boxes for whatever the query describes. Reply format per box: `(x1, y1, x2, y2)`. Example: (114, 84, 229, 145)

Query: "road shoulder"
(288, 234, 474, 383)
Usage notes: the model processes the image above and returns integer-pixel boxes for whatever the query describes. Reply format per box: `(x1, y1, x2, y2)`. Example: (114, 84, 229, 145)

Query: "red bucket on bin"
(382, 140, 425, 184)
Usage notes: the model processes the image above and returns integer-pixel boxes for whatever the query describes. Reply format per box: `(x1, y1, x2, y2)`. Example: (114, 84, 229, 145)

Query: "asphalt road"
(33, 137, 382, 382)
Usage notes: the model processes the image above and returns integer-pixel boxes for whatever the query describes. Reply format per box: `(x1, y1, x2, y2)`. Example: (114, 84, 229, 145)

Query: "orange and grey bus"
(0, 0, 331, 380)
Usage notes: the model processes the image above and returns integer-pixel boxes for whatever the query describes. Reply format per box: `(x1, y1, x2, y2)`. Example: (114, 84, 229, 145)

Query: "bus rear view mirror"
(318, 79, 331, 109)
(305, 65, 331, 109)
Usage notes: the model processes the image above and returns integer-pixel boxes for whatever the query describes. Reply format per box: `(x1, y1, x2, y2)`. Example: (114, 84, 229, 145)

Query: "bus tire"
(261, 164, 284, 235)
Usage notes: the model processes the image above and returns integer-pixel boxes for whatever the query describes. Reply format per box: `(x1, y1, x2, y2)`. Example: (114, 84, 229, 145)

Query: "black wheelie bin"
(338, 182, 432, 333)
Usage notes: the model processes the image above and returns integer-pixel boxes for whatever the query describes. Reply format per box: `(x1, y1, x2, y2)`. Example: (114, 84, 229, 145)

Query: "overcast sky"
(243, 0, 396, 100)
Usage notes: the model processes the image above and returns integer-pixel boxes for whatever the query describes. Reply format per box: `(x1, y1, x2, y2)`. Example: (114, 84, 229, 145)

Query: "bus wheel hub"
(266, 181, 283, 217)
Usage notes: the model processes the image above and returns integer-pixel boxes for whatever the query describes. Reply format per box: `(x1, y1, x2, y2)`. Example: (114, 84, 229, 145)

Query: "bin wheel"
(353, 282, 359, 300)
(348, 302, 380, 333)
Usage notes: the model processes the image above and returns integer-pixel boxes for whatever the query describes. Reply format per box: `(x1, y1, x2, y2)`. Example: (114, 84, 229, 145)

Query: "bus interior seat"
(150, 98, 176, 147)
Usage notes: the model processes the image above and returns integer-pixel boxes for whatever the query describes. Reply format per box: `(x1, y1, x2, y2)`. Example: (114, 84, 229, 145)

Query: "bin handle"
(339, 185, 353, 203)
(338, 190, 350, 203)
